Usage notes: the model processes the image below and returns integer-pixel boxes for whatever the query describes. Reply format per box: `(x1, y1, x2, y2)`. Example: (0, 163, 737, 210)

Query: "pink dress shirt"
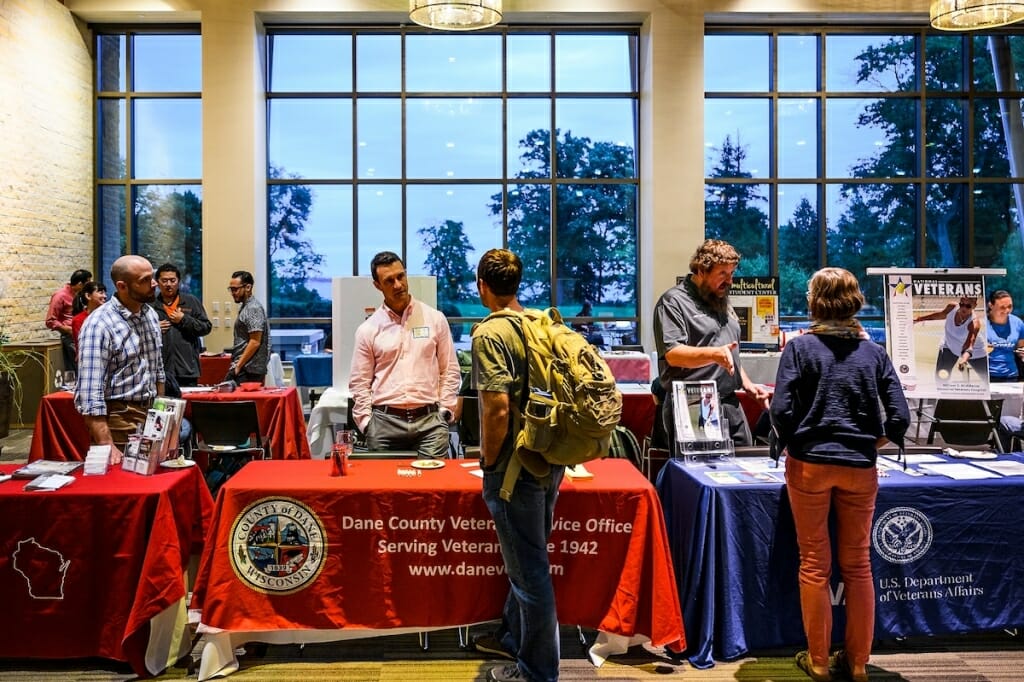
(348, 297, 462, 432)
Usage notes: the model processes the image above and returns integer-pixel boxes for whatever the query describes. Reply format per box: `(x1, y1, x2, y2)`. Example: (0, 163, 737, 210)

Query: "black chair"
(190, 400, 269, 495)
(456, 395, 481, 458)
(611, 344, 645, 353)
(925, 399, 1005, 452)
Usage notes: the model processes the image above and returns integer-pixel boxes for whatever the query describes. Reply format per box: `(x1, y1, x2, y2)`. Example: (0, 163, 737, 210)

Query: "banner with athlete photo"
(885, 272, 989, 399)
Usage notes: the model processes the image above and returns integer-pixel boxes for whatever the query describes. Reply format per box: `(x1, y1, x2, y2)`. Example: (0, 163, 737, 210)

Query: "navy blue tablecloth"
(292, 353, 333, 387)
(657, 455, 1024, 668)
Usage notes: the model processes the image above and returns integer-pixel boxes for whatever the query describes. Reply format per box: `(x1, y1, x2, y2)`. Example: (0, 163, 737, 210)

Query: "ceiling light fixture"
(930, 0, 1024, 30)
(409, 0, 502, 31)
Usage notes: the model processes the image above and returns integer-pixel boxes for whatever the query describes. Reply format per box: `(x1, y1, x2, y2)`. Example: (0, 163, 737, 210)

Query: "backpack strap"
(499, 314, 531, 502)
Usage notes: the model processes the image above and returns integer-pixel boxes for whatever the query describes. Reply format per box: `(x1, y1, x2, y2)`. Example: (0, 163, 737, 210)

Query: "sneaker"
(488, 663, 524, 681)
(473, 633, 514, 660)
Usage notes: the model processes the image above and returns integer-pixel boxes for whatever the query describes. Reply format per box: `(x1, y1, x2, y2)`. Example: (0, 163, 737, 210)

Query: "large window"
(95, 30, 203, 294)
(706, 29, 1024, 329)
(266, 28, 640, 345)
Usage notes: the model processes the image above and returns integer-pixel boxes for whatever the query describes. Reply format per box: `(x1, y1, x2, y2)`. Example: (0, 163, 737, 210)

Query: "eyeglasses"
(227, 285, 248, 292)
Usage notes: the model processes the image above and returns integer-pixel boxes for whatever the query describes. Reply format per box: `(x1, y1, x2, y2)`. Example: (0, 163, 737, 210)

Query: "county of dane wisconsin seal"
(872, 506, 933, 565)
(230, 497, 326, 594)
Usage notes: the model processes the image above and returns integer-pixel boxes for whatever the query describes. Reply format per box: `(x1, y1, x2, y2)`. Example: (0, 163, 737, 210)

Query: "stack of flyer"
(124, 397, 186, 475)
(83, 445, 111, 475)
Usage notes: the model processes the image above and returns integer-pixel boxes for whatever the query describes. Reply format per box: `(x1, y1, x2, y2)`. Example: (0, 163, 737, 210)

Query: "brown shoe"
(833, 649, 869, 682)
(796, 650, 833, 682)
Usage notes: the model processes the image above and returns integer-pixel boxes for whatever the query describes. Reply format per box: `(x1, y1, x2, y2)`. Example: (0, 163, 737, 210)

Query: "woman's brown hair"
(807, 267, 864, 321)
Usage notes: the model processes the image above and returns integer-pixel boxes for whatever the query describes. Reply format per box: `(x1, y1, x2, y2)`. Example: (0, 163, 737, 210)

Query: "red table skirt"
(29, 388, 311, 462)
(192, 458, 685, 652)
(0, 464, 213, 676)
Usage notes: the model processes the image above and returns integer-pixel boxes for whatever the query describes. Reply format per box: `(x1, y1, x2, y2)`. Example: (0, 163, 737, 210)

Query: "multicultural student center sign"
(884, 272, 990, 399)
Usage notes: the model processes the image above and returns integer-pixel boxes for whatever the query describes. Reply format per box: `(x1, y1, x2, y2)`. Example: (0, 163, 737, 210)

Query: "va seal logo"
(229, 497, 327, 594)
(872, 506, 933, 564)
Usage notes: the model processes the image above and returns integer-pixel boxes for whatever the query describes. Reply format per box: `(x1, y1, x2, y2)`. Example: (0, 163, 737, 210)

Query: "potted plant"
(0, 326, 38, 440)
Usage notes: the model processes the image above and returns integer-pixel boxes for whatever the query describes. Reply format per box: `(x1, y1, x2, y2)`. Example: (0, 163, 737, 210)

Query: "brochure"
(23, 473, 76, 491)
(13, 460, 83, 479)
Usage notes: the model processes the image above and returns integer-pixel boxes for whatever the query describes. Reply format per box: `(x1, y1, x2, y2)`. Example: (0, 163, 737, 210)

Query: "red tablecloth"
(192, 458, 684, 652)
(199, 354, 233, 386)
(620, 386, 657, 443)
(602, 351, 652, 383)
(0, 464, 213, 676)
(29, 387, 311, 462)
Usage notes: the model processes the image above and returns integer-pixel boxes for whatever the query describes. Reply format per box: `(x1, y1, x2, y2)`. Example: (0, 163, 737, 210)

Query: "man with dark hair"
(47, 268, 93, 370)
(348, 251, 461, 458)
(653, 239, 770, 448)
(471, 248, 563, 682)
(152, 263, 212, 387)
(75, 256, 163, 461)
(226, 270, 270, 384)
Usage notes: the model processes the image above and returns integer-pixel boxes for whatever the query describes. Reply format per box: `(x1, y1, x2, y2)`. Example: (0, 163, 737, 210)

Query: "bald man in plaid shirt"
(75, 255, 165, 463)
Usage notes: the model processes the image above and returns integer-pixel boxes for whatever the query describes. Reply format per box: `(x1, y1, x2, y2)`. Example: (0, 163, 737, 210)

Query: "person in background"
(70, 281, 108, 357)
(770, 267, 909, 682)
(46, 268, 93, 371)
(913, 295, 986, 382)
(226, 270, 270, 385)
(653, 239, 770, 448)
(153, 263, 212, 387)
(75, 256, 164, 462)
(471, 248, 563, 682)
(348, 251, 461, 458)
(985, 289, 1024, 382)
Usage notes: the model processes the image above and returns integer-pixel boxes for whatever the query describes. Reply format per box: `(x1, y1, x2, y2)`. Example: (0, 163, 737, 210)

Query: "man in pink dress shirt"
(348, 251, 462, 458)
(46, 268, 92, 371)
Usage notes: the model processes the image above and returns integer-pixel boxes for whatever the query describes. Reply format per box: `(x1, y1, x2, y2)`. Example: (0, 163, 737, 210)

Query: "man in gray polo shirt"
(653, 239, 770, 448)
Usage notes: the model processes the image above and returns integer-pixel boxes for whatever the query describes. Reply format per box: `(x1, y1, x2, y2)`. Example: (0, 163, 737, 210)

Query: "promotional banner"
(731, 277, 780, 351)
(885, 272, 989, 399)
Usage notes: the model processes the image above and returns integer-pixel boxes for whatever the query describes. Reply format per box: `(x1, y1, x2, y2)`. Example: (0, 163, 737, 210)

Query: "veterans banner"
(884, 272, 989, 399)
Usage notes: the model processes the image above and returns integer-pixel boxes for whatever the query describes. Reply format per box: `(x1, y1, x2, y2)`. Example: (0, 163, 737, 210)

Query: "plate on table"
(411, 459, 445, 470)
(160, 458, 197, 469)
(947, 449, 998, 460)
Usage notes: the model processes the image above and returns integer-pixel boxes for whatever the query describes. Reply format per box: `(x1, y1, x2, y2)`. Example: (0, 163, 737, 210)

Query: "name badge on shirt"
(413, 326, 430, 339)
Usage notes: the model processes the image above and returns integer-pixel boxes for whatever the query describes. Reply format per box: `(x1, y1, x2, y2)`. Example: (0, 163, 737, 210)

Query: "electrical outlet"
(211, 318, 219, 328)
(212, 301, 219, 313)
(224, 317, 232, 328)
(224, 301, 233, 313)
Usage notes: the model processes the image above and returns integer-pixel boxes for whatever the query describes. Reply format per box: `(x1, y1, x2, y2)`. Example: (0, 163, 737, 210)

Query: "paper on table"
(974, 460, 1024, 477)
(917, 463, 1000, 480)
(736, 457, 781, 473)
(24, 474, 76, 491)
(565, 464, 594, 480)
(881, 453, 945, 465)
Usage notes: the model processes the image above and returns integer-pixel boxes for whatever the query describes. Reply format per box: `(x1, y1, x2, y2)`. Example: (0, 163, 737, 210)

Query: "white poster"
(886, 273, 989, 399)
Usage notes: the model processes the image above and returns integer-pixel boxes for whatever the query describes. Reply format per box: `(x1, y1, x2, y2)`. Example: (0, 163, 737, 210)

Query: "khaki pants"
(105, 400, 151, 448)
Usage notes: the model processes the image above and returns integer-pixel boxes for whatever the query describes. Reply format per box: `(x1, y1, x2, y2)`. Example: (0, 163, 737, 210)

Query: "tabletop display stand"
(671, 380, 734, 463)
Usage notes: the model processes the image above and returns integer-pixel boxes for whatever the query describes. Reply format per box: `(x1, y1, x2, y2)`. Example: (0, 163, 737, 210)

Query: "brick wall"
(0, 0, 93, 344)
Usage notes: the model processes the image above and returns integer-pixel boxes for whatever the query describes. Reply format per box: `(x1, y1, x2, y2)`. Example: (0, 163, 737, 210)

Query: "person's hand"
(224, 365, 238, 382)
(168, 308, 185, 324)
(714, 342, 739, 375)
(159, 319, 171, 333)
(746, 383, 772, 408)
(108, 443, 124, 465)
(956, 351, 971, 370)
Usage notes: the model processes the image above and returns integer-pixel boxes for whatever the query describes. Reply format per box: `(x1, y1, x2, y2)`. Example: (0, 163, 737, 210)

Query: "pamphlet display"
(671, 380, 734, 462)
(124, 397, 186, 475)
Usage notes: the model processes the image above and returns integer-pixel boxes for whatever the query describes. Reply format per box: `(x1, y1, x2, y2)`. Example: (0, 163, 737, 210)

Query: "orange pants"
(785, 456, 878, 671)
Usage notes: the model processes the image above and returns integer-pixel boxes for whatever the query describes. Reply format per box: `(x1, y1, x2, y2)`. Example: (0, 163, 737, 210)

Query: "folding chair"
(925, 399, 1006, 452)
(190, 400, 269, 496)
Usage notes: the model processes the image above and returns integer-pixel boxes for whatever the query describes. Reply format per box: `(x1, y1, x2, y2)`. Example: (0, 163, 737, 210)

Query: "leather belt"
(373, 404, 438, 421)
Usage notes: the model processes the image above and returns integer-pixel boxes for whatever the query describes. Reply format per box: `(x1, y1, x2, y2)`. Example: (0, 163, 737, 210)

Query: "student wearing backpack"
(470, 248, 563, 682)
(654, 239, 771, 449)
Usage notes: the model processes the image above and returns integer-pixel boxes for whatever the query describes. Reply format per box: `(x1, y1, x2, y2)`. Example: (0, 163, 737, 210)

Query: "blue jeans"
(482, 466, 564, 682)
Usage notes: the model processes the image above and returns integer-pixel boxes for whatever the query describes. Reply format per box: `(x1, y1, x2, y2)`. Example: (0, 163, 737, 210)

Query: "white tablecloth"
(306, 386, 351, 458)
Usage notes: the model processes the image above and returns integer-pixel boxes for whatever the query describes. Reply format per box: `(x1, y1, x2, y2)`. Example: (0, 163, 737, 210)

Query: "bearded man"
(653, 239, 770, 448)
